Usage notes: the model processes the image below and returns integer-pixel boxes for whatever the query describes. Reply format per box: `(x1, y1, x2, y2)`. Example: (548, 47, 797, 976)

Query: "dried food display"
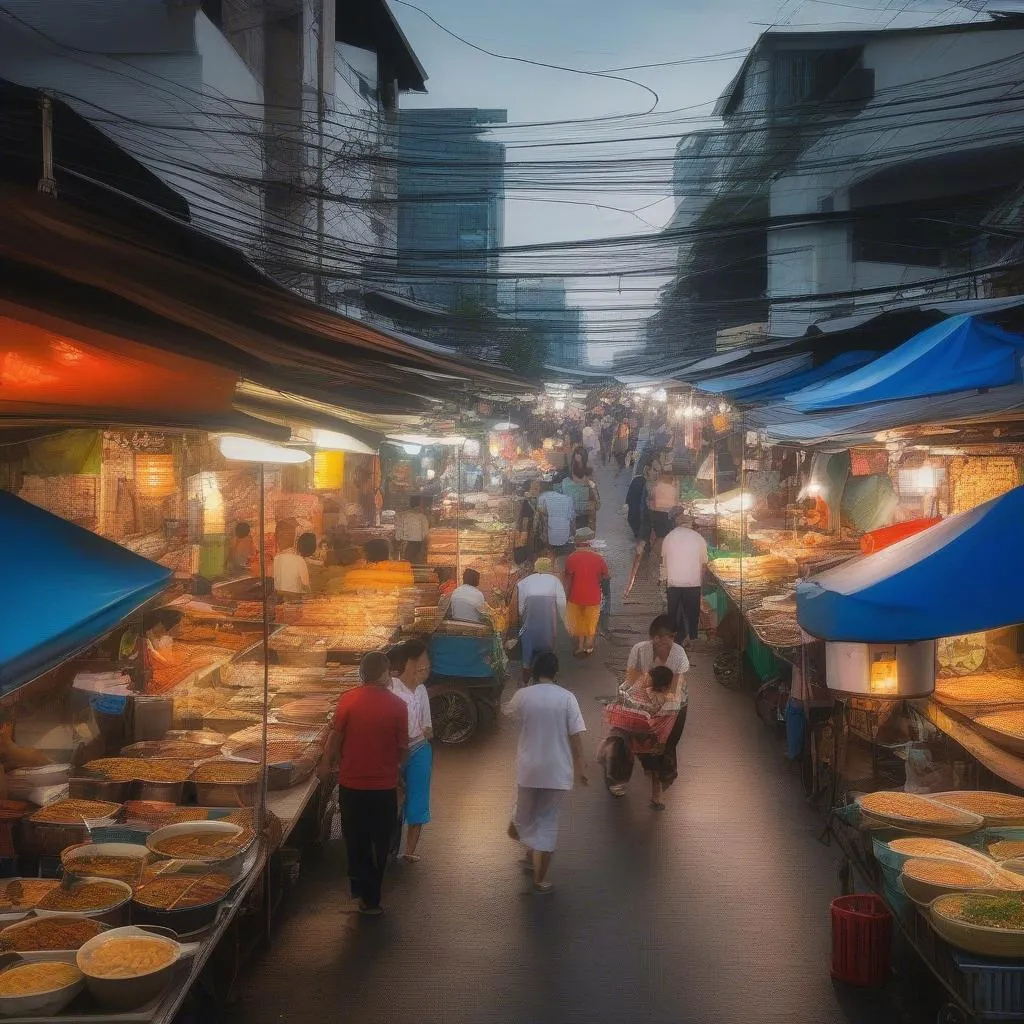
(0, 879, 60, 911)
(124, 803, 211, 829)
(37, 881, 129, 913)
(31, 799, 121, 825)
(150, 828, 254, 859)
(935, 791, 1024, 822)
(190, 760, 260, 784)
(887, 838, 994, 866)
(62, 854, 149, 886)
(173, 624, 262, 652)
(79, 935, 177, 978)
(276, 696, 335, 725)
(226, 741, 312, 765)
(82, 758, 194, 783)
(0, 917, 104, 951)
(902, 858, 997, 889)
(859, 791, 981, 827)
(133, 872, 232, 910)
(123, 740, 221, 760)
(0, 961, 82, 996)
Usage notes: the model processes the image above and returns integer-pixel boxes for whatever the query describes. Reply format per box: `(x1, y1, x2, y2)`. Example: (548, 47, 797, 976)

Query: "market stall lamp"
(217, 436, 311, 464)
(311, 428, 376, 455)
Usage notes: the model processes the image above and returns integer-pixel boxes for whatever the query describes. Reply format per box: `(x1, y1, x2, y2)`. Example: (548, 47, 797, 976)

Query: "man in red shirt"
(562, 527, 610, 658)
(319, 650, 408, 915)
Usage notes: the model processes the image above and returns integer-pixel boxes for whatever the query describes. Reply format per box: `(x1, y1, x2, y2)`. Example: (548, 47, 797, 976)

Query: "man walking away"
(537, 481, 575, 565)
(503, 653, 588, 893)
(319, 651, 408, 916)
(661, 508, 708, 650)
(563, 527, 609, 658)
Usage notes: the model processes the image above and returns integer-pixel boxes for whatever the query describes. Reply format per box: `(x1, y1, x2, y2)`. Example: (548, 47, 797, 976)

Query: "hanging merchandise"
(696, 452, 715, 481)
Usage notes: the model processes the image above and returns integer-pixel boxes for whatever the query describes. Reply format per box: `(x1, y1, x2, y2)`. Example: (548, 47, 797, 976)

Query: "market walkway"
(226, 459, 928, 1024)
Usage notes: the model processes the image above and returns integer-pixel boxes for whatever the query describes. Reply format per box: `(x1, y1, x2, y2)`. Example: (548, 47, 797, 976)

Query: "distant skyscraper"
(504, 278, 586, 369)
(397, 108, 507, 311)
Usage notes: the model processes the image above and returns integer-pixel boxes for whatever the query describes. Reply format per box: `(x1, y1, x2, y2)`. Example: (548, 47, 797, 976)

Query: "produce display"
(79, 935, 177, 978)
(989, 840, 1024, 862)
(902, 858, 997, 889)
(0, 917, 104, 951)
(123, 740, 220, 760)
(886, 838, 994, 866)
(62, 853, 150, 886)
(0, 962, 82, 996)
(173, 624, 261, 652)
(225, 741, 312, 765)
(935, 791, 1024, 824)
(860, 791, 973, 823)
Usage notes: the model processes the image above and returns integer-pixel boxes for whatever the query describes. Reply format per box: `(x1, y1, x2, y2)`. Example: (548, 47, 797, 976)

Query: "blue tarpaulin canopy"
(0, 491, 172, 694)
(729, 351, 877, 403)
(693, 354, 812, 395)
(790, 315, 1024, 412)
(796, 485, 1024, 642)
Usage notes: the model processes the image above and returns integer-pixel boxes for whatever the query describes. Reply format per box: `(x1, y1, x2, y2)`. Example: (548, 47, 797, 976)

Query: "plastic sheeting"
(791, 315, 1024, 412)
(729, 351, 877, 403)
(693, 354, 812, 395)
(0, 491, 172, 694)
(796, 485, 1024, 641)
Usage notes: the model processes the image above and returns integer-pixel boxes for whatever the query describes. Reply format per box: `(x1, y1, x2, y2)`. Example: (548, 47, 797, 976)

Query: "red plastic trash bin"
(830, 894, 892, 987)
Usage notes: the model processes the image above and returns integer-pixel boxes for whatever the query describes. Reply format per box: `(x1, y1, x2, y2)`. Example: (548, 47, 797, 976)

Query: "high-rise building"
(503, 278, 586, 369)
(396, 108, 507, 311)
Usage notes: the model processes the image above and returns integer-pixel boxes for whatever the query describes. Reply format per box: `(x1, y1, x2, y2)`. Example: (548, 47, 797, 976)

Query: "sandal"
(533, 881, 554, 894)
(401, 854, 421, 863)
(649, 800, 666, 811)
(608, 784, 626, 797)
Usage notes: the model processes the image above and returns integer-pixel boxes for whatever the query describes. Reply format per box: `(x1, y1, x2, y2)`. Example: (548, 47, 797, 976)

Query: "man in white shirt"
(449, 568, 489, 623)
(273, 538, 311, 598)
(503, 652, 587, 892)
(395, 496, 430, 564)
(581, 422, 597, 465)
(661, 508, 708, 648)
(537, 482, 575, 560)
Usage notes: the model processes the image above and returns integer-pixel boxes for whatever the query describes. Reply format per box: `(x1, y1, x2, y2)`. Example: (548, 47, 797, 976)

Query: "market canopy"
(0, 491, 172, 694)
(796, 485, 1024, 642)
(790, 315, 1024, 412)
(727, 351, 877, 404)
(692, 353, 812, 395)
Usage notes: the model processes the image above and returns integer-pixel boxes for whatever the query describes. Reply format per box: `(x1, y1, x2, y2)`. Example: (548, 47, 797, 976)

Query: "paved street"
(227, 463, 929, 1024)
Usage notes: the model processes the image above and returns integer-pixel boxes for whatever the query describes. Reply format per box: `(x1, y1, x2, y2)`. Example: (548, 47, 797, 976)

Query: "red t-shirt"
(333, 686, 408, 790)
(564, 548, 609, 606)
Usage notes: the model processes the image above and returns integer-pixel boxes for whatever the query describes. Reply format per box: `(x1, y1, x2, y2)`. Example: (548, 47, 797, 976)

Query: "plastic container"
(830, 894, 892, 987)
(0, 956, 85, 1018)
(76, 926, 182, 1011)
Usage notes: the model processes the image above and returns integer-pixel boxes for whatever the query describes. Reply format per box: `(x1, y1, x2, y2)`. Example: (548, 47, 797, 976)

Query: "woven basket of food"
(973, 711, 1024, 757)
(900, 858, 1002, 906)
(930, 892, 1024, 957)
(933, 791, 1024, 828)
(857, 791, 984, 836)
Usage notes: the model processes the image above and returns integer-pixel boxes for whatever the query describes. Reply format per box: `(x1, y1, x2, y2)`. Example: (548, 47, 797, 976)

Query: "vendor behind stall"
(274, 532, 314, 599)
(228, 522, 258, 575)
(395, 497, 430, 564)
(449, 568, 489, 623)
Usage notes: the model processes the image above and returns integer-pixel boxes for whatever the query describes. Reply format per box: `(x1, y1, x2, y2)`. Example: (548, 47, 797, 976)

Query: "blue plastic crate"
(952, 949, 1024, 1021)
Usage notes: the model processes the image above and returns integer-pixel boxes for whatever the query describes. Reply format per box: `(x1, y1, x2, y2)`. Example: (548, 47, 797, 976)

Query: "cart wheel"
(430, 687, 479, 745)
(936, 1003, 968, 1024)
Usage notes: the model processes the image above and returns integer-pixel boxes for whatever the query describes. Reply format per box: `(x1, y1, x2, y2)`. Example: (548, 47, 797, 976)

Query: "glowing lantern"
(313, 450, 345, 490)
(134, 453, 176, 498)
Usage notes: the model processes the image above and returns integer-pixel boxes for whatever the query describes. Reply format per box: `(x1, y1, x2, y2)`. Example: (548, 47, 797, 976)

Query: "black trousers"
(404, 540, 426, 564)
(338, 786, 398, 908)
(667, 586, 702, 644)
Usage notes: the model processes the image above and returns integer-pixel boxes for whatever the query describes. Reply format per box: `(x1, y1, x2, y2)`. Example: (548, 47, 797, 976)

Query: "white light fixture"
(312, 428, 375, 455)
(492, 421, 519, 432)
(653, 388, 668, 403)
(218, 436, 311, 464)
(915, 462, 937, 490)
(401, 443, 422, 456)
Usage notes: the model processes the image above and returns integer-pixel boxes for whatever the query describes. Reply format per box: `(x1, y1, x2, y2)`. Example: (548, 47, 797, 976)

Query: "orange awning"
(0, 300, 239, 424)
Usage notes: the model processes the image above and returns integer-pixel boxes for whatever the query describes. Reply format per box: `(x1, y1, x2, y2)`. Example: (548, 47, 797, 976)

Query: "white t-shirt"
(626, 640, 690, 705)
(396, 510, 430, 543)
(273, 549, 310, 594)
(450, 584, 487, 622)
(389, 677, 433, 744)
(504, 682, 586, 790)
(538, 491, 575, 546)
(582, 426, 597, 450)
(661, 527, 708, 587)
(516, 572, 567, 616)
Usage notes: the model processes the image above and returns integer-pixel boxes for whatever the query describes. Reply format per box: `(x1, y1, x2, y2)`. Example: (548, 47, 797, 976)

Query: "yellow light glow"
(869, 653, 899, 696)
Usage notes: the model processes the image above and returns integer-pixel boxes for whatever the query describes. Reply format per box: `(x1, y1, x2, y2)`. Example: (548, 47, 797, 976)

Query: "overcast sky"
(390, 0, 979, 361)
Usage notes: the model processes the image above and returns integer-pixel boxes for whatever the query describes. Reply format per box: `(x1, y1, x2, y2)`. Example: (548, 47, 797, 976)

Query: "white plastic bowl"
(76, 927, 181, 1011)
(0, 957, 85, 1018)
